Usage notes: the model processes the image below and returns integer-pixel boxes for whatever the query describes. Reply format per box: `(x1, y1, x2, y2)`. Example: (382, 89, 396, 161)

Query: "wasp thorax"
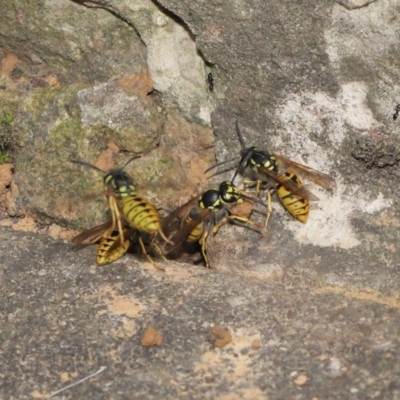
(199, 189, 222, 210)
(250, 150, 277, 170)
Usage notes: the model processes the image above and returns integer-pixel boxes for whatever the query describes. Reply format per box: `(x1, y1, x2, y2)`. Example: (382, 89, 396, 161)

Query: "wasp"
(70, 157, 171, 270)
(205, 121, 337, 225)
(161, 181, 265, 268)
(72, 222, 133, 265)
(72, 221, 165, 267)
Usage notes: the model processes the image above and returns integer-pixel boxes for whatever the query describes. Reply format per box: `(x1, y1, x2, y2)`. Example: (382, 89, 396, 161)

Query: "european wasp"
(161, 181, 265, 268)
(71, 156, 170, 270)
(205, 121, 337, 225)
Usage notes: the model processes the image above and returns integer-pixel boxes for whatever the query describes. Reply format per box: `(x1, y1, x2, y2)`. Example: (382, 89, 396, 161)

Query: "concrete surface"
(1, 226, 400, 399)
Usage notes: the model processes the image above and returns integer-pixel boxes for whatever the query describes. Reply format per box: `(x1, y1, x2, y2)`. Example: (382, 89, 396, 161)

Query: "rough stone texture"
(72, 0, 212, 125)
(0, 0, 215, 228)
(0, 0, 152, 226)
(10, 83, 164, 228)
(0, 163, 12, 215)
(1, 226, 400, 399)
(76, 81, 162, 153)
(0, 0, 146, 85)
(154, 0, 400, 273)
(1, 0, 400, 397)
(335, 0, 377, 10)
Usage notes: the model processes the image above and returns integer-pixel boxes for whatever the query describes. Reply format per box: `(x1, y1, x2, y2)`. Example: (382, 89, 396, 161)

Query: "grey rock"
(72, 0, 212, 125)
(155, 0, 400, 274)
(1, 226, 400, 399)
(1, 0, 400, 396)
(0, 0, 146, 84)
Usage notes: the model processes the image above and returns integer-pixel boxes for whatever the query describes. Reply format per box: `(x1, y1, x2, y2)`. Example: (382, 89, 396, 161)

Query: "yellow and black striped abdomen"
(96, 231, 131, 265)
(186, 218, 204, 244)
(276, 172, 309, 223)
(119, 194, 161, 233)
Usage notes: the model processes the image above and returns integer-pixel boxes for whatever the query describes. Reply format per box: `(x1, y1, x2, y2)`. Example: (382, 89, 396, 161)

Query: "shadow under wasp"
(70, 156, 171, 270)
(205, 120, 337, 227)
(161, 181, 267, 268)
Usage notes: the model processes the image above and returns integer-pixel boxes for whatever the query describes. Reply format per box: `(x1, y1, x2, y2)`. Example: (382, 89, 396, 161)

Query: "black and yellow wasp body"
(162, 181, 263, 268)
(101, 166, 168, 240)
(96, 229, 132, 265)
(275, 171, 310, 223)
(71, 157, 170, 270)
(231, 144, 320, 224)
(206, 121, 336, 224)
(72, 220, 164, 267)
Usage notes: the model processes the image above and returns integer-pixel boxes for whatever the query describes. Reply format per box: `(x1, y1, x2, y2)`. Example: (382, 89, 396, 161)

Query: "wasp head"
(104, 170, 136, 197)
(219, 181, 244, 205)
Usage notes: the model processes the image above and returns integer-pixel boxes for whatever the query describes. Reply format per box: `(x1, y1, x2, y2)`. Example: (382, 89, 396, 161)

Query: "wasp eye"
(104, 174, 113, 185)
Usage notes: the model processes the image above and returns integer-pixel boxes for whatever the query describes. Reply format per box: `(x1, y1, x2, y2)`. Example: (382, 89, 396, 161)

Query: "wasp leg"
(229, 215, 262, 230)
(212, 215, 262, 236)
(158, 228, 174, 246)
(240, 181, 272, 238)
(200, 230, 211, 269)
(256, 179, 263, 197)
(108, 196, 125, 246)
(116, 217, 125, 246)
(138, 236, 165, 271)
(151, 242, 168, 262)
(212, 217, 229, 235)
(261, 189, 272, 238)
(242, 179, 255, 193)
(242, 179, 263, 197)
(197, 219, 214, 269)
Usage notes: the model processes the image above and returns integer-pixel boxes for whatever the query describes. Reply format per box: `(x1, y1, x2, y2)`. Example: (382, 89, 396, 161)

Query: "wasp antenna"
(231, 120, 252, 183)
(230, 166, 241, 184)
(205, 167, 237, 180)
(121, 155, 141, 170)
(204, 157, 238, 174)
(231, 154, 250, 183)
(238, 193, 268, 209)
(235, 120, 247, 150)
(70, 159, 106, 174)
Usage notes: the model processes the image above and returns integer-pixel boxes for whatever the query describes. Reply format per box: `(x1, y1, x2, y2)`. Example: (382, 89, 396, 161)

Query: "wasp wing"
(161, 196, 199, 238)
(71, 221, 113, 247)
(273, 154, 337, 192)
(165, 209, 211, 254)
(161, 196, 211, 254)
(105, 227, 139, 254)
(257, 166, 320, 201)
